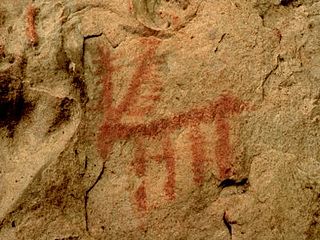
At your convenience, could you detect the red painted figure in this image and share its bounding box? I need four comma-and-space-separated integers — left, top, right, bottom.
96, 37, 247, 212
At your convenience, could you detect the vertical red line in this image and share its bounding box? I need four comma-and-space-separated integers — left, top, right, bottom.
96, 45, 118, 159
189, 125, 206, 185
132, 138, 148, 212
97, 46, 115, 113
214, 94, 244, 179
134, 180, 147, 212
163, 136, 176, 200
26, 3, 38, 45
215, 113, 232, 179
133, 138, 147, 177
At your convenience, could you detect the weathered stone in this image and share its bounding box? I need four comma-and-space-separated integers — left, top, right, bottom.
0, 0, 319, 239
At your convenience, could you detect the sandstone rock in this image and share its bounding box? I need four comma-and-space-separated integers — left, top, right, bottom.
0, 0, 319, 239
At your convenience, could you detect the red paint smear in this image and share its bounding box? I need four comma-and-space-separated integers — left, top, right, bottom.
100, 93, 245, 181
95, 45, 118, 159
135, 181, 147, 212
214, 94, 245, 179
215, 115, 232, 179
189, 126, 206, 185
163, 136, 176, 200
96, 45, 116, 113
97, 38, 161, 159
102, 94, 245, 140
26, 3, 38, 45
95, 36, 248, 208
114, 38, 161, 116
132, 138, 146, 177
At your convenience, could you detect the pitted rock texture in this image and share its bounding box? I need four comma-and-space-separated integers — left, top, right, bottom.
0, 0, 319, 239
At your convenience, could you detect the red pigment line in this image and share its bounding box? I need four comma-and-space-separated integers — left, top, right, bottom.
114, 38, 161, 116
134, 180, 147, 212
95, 45, 119, 158
108, 103, 216, 139
163, 136, 176, 200
132, 138, 147, 177
107, 94, 245, 140
99, 93, 245, 180
97, 38, 162, 158
26, 3, 38, 45
97, 126, 115, 159
214, 95, 244, 179
215, 114, 232, 179
189, 125, 206, 185
97, 45, 116, 113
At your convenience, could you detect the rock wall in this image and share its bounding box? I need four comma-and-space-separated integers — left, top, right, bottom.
0, 0, 319, 239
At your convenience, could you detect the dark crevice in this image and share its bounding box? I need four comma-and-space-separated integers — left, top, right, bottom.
72, 75, 88, 106
84, 156, 88, 171
54, 236, 79, 240
84, 163, 105, 232
82, 33, 103, 69
48, 97, 73, 133
219, 178, 248, 189
214, 33, 227, 53
261, 55, 280, 100
75, 33, 103, 107
280, 0, 295, 6
223, 212, 232, 236
0, 74, 34, 137
83, 33, 103, 41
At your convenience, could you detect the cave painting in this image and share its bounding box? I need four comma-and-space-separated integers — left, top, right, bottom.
96, 37, 247, 212
26, 3, 38, 46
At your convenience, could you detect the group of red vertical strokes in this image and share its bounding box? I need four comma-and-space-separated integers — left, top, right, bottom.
96, 38, 247, 212
23, 2, 247, 213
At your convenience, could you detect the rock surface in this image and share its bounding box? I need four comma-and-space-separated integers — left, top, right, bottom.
0, 0, 319, 239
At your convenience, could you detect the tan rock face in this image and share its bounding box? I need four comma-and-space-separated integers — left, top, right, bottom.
0, 0, 319, 239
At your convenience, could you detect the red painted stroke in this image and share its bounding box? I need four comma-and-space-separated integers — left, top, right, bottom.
97, 38, 161, 159
162, 136, 176, 200
189, 125, 206, 185
214, 95, 245, 179
132, 138, 147, 177
100, 94, 245, 140
113, 38, 161, 117
95, 37, 248, 212
26, 3, 38, 45
135, 180, 147, 212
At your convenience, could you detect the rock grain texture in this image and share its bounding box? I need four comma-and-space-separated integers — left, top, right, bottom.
0, 0, 319, 239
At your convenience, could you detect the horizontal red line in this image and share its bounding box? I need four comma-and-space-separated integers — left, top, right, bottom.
101, 94, 244, 139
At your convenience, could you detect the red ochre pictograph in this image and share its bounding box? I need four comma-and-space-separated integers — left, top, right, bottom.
26, 3, 38, 46
96, 37, 247, 212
